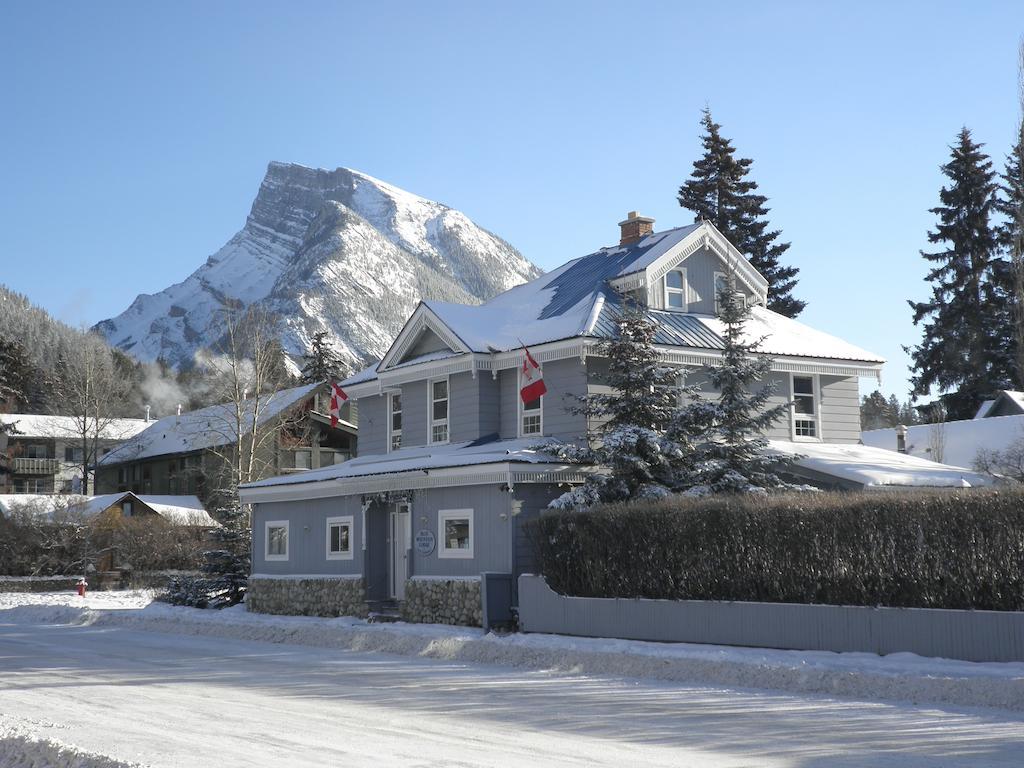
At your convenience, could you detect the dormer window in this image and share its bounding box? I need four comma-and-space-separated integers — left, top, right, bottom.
664, 268, 687, 311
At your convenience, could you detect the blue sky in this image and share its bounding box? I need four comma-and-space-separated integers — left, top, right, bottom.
1, 1, 1021, 400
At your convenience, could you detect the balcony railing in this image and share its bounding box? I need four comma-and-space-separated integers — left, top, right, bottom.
12, 457, 61, 475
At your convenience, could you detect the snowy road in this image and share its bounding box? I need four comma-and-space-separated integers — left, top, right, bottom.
1, 618, 1023, 767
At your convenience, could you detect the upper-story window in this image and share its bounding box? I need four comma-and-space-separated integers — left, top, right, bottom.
389, 393, 402, 452
519, 370, 543, 437
714, 271, 747, 315
429, 378, 449, 444
664, 268, 687, 310
792, 375, 819, 439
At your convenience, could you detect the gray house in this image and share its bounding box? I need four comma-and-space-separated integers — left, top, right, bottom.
242, 213, 993, 625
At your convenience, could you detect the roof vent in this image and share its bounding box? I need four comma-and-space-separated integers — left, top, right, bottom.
618, 211, 655, 246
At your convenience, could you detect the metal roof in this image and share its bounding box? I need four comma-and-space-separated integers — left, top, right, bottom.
590, 300, 725, 349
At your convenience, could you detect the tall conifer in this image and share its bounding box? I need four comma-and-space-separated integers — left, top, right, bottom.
907, 128, 1004, 419
678, 109, 805, 317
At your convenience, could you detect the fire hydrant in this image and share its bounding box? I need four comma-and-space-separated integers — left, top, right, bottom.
76, 578, 87, 597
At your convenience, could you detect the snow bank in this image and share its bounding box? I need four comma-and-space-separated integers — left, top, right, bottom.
2, 592, 1022, 712
0, 716, 145, 768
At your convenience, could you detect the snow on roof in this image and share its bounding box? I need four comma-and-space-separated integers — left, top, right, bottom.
0, 414, 149, 441
863, 413, 1024, 470
98, 382, 321, 466
767, 440, 994, 489
974, 400, 996, 419
242, 437, 561, 490
0, 492, 217, 526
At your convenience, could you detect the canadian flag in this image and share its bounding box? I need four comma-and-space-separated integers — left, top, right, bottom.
329, 381, 348, 428
519, 345, 547, 403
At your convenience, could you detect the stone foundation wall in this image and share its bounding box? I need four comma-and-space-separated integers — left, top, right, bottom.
246, 576, 368, 618
0, 577, 78, 593
402, 578, 482, 626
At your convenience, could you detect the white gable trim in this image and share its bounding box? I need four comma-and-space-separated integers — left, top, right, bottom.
378, 303, 472, 373
609, 221, 769, 303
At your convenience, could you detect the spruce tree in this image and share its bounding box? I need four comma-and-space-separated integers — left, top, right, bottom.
678, 109, 805, 317
677, 277, 795, 495
860, 390, 895, 430
300, 330, 345, 384
995, 123, 1024, 386
0, 336, 35, 411
543, 301, 698, 509
907, 128, 1005, 419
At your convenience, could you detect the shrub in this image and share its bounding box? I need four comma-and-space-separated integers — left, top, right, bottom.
527, 488, 1024, 611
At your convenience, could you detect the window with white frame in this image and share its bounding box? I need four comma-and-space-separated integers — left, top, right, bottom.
389, 392, 403, 452
519, 371, 543, 436
792, 375, 818, 439
265, 520, 289, 561
326, 515, 354, 560
438, 509, 473, 558
714, 271, 746, 315
664, 268, 687, 310
429, 378, 449, 444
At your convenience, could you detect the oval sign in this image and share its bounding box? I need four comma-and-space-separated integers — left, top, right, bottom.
415, 529, 436, 555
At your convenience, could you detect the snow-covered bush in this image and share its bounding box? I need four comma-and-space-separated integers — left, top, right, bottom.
528, 487, 1024, 610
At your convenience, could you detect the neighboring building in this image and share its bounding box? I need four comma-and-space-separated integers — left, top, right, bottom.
0, 491, 217, 527
95, 382, 357, 504
0, 414, 149, 495
973, 390, 1024, 419
239, 214, 991, 625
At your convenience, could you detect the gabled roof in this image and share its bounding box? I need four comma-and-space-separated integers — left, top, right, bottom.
98, 382, 322, 466
341, 221, 883, 388
0, 414, 149, 441
0, 492, 217, 526
974, 390, 1024, 419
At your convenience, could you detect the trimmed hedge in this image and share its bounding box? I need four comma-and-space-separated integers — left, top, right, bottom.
527, 489, 1024, 611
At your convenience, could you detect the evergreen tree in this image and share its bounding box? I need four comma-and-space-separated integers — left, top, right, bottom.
860, 390, 895, 430
677, 278, 796, 495
907, 128, 1006, 420
543, 301, 699, 509
994, 123, 1024, 386
300, 330, 345, 384
0, 336, 38, 412
678, 109, 805, 317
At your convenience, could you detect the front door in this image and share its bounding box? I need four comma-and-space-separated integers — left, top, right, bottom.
389, 503, 410, 599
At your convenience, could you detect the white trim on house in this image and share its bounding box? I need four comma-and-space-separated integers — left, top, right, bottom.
428, 376, 450, 444
790, 372, 822, 442
342, 337, 884, 399
517, 368, 544, 438
325, 515, 354, 560
378, 304, 472, 372
265, 520, 289, 561
387, 391, 402, 453
438, 509, 474, 559
663, 267, 688, 311
239, 461, 596, 504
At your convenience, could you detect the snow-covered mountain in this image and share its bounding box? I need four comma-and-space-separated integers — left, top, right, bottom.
96, 162, 541, 371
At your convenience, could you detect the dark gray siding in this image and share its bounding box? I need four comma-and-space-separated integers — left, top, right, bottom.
685, 368, 791, 440
449, 373, 501, 443
542, 358, 588, 441
511, 484, 562, 580
820, 375, 861, 443
408, 485, 512, 577
499, 370, 517, 438
251, 496, 364, 576
365, 503, 389, 600
356, 394, 387, 456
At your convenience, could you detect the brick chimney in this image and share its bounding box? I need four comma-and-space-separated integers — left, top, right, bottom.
618, 211, 655, 246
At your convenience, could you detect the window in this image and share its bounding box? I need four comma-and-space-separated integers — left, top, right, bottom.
326, 515, 354, 560
438, 509, 473, 559
389, 392, 403, 452
519, 370, 543, 436
792, 375, 818, 439
25, 444, 49, 459
265, 520, 289, 561
714, 272, 746, 315
64, 446, 83, 463
664, 268, 687, 310
122, 501, 134, 518
429, 378, 449, 444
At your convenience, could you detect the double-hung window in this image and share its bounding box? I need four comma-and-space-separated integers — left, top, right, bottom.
664, 268, 687, 310
429, 378, 449, 444
714, 271, 746, 315
389, 393, 403, 452
519, 371, 543, 436
438, 509, 473, 559
792, 375, 818, 439
326, 515, 354, 560
265, 520, 289, 561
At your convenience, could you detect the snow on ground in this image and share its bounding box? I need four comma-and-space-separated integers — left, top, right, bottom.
1, 592, 1023, 767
